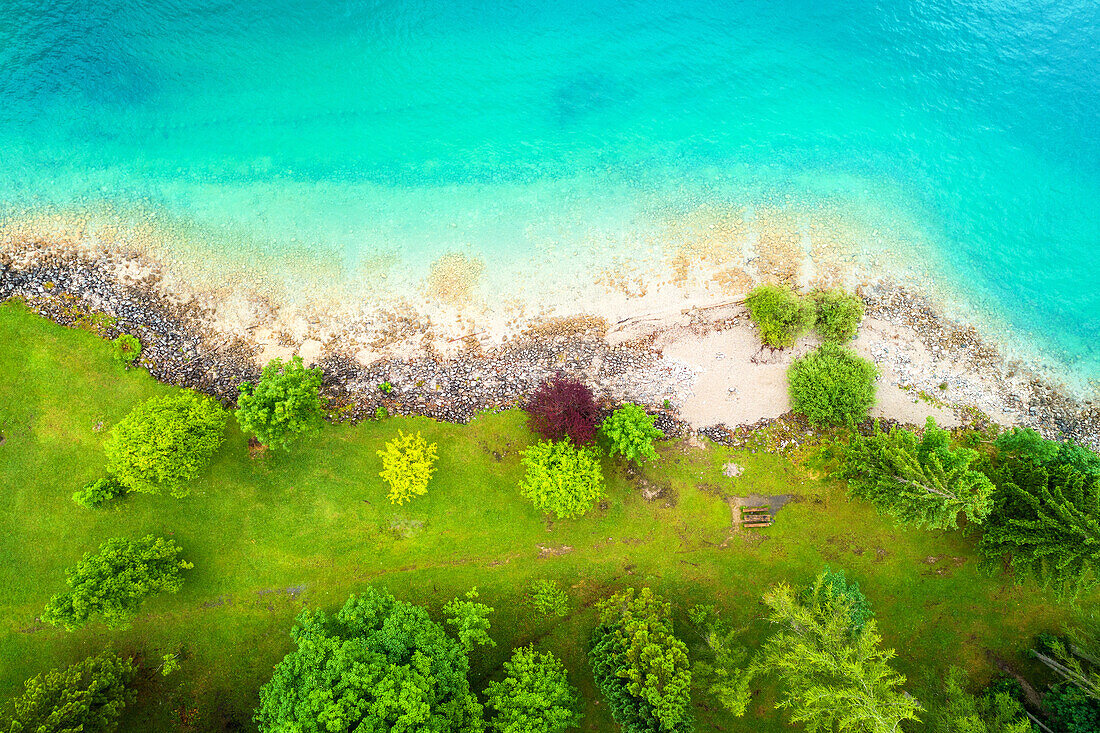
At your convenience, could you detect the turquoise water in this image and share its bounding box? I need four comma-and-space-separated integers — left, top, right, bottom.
1, 1, 1098, 383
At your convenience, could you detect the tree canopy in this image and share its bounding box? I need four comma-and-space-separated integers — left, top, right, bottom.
589, 587, 693, 733
925, 667, 1030, 733
1, 653, 135, 733
519, 439, 605, 519
236, 355, 324, 450
443, 587, 495, 652
525, 377, 600, 446
841, 417, 995, 529
600, 403, 664, 465
754, 575, 922, 733
980, 459, 1100, 597
254, 588, 484, 733
377, 430, 438, 505
42, 535, 192, 631
103, 391, 227, 497
485, 646, 581, 733
813, 288, 864, 343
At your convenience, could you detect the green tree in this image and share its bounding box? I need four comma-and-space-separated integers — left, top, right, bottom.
42, 536, 192, 631
805, 567, 873, 634
687, 604, 752, 716
925, 667, 1030, 733
103, 392, 227, 497
589, 587, 693, 733
813, 288, 865, 343
745, 284, 815, 348
788, 343, 878, 427
255, 588, 484, 733
236, 356, 324, 450
996, 428, 1100, 478
527, 580, 570, 618
1032, 622, 1100, 703
444, 587, 495, 652
377, 430, 438, 504
841, 418, 995, 529
1, 653, 135, 733
519, 439, 605, 519
980, 461, 1100, 597
600, 404, 664, 465
754, 576, 922, 733
484, 646, 581, 733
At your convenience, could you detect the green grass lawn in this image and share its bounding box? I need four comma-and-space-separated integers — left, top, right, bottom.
0, 301, 1084, 731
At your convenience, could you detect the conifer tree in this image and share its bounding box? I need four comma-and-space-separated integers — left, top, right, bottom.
981, 460, 1100, 597
841, 417, 994, 529
589, 588, 693, 733
756, 577, 922, 733
926, 667, 1030, 733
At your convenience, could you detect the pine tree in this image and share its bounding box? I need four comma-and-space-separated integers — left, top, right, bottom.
926, 667, 1030, 733
589, 588, 693, 733
980, 461, 1100, 597
841, 417, 994, 529
755, 576, 923, 733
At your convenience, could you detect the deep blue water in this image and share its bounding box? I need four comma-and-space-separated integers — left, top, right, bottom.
1, 0, 1098, 384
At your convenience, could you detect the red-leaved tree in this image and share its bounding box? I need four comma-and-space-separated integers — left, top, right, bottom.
526, 377, 600, 445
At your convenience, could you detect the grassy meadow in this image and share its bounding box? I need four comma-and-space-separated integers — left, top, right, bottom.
0, 301, 1083, 731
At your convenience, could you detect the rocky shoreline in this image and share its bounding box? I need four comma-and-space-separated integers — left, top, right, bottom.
2, 249, 1098, 450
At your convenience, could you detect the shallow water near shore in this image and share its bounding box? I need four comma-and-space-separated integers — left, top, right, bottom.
1, 0, 1098, 388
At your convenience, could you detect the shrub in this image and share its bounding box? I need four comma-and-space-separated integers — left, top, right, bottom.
528, 579, 570, 617
1, 653, 136, 733
519, 440, 605, 519
443, 587, 495, 652
812, 288, 864, 343
485, 646, 581, 733
42, 535, 193, 631
377, 430, 438, 504
788, 343, 877, 426
589, 587, 693, 733
112, 334, 141, 368
526, 377, 600, 445
254, 589, 484, 733
72, 476, 126, 509
600, 404, 664, 465
236, 356, 324, 450
103, 392, 227, 497
745, 284, 814, 348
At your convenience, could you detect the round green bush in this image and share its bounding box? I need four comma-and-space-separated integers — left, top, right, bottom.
104, 392, 227, 497
519, 440, 605, 519
745, 284, 814, 348
600, 403, 663, 465
113, 333, 141, 368
236, 356, 324, 451
787, 343, 878, 426
72, 476, 126, 509
812, 289, 864, 342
